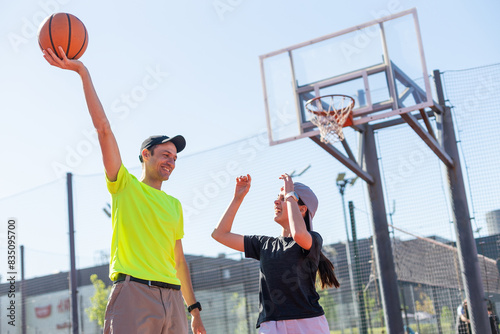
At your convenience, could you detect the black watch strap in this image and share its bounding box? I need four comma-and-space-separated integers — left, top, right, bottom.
187, 301, 202, 313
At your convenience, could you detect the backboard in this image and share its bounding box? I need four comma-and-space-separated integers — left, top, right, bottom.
260, 8, 438, 145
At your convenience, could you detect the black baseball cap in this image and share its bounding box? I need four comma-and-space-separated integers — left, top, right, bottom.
139, 135, 186, 162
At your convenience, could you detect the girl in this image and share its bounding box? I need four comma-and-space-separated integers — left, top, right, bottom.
212, 173, 339, 333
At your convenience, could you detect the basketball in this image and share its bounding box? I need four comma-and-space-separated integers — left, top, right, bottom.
38, 13, 89, 60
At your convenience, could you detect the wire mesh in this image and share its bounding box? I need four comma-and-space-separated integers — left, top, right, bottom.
1, 64, 500, 333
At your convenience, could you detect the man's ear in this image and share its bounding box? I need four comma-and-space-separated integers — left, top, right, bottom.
141, 148, 150, 162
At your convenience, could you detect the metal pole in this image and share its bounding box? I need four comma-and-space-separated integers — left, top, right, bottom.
21, 245, 26, 334
338, 275, 346, 334
400, 284, 410, 332
349, 201, 369, 334
67, 173, 79, 334
410, 285, 421, 333
363, 125, 404, 333
433, 70, 490, 334
242, 260, 252, 334
220, 266, 230, 334
431, 286, 443, 334
339, 184, 358, 333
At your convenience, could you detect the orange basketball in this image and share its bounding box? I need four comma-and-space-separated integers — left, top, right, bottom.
38, 13, 89, 60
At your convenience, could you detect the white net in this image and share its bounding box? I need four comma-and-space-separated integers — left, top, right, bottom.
307, 95, 354, 144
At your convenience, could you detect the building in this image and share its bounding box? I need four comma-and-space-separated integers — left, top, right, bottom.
2, 234, 500, 334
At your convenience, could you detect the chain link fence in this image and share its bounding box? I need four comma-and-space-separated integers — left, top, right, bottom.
1, 63, 500, 333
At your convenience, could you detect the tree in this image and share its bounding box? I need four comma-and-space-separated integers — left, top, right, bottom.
85, 274, 111, 328
364, 284, 379, 329
440, 306, 454, 333
229, 292, 249, 334
318, 288, 337, 326
415, 290, 435, 315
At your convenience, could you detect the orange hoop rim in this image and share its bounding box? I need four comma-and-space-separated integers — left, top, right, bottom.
305, 94, 355, 116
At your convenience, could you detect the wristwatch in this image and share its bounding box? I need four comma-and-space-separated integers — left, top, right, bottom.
188, 301, 202, 313
284, 191, 299, 202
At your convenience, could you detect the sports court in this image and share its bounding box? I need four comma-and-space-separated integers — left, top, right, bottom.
1, 1, 500, 333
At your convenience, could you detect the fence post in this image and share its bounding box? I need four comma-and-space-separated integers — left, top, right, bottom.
67, 173, 79, 334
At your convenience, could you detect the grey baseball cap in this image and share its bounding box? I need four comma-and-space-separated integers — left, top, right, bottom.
294, 182, 318, 229
139, 135, 186, 162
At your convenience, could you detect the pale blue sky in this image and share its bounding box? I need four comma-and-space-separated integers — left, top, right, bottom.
1, 0, 500, 279
1, 0, 499, 198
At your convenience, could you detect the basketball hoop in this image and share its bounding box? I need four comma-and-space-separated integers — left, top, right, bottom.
305, 94, 355, 144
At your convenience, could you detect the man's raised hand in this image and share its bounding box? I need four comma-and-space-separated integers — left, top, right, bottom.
43, 46, 84, 73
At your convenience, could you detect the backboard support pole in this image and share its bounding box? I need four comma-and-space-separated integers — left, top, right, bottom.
372, 110, 433, 130
310, 135, 374, 184
434, 70, 490, 334
401, 112, 454, 168
341, 138, 356, 163
419, 109, 436, 139
363, 125, 404, 334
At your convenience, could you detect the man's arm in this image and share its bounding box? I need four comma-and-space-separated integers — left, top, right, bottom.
175, 239, 206, 334
43, 47, 122, 180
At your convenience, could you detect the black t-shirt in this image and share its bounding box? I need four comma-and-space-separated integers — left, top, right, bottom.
244, 231, 325, 328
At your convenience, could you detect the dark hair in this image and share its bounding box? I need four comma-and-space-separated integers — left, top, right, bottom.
302, 207, 340, 289
139, 145, 158, 163
149, 145, 158, 156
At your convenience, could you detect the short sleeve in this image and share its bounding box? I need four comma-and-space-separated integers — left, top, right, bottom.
305, 231, 323, 262
244, 235, 265, 260
176, 200, 185, 240
106, 164, 129, 194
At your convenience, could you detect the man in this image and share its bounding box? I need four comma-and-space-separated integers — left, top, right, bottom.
43, 46, 205, 334
456, 300, 470, 334
487, 299, 499, 334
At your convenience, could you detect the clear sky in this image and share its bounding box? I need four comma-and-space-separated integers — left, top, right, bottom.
1, 0, 500, 198
1, 0, 500, 279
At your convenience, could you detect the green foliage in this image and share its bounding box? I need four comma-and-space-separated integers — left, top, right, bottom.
364, 285, 385, 328
414, 290, 435, 315
229, 292, 249, 334
331, 327, 387, 334
85, 274, 111, 329
364, 286, 377, 312
440, 306, 455, 334
318, 289, 337, 324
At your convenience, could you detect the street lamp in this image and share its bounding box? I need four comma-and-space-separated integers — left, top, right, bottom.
336, 173, 359, 332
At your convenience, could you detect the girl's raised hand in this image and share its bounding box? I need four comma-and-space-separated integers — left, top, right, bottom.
234, 174, 251, 199
279, 173, 294, 194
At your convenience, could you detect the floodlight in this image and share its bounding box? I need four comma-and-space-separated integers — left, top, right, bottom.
336, 173, 346, 182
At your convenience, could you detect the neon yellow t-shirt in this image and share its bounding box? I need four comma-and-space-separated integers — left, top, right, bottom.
106, 164, 184, 284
